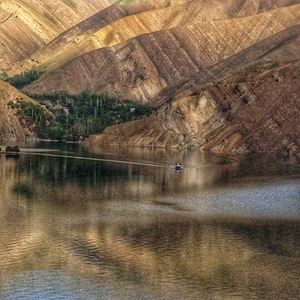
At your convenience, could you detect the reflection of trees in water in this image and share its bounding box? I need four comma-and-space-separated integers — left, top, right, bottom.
0, 193, 299, 300
4, 150, 300, 204
13, 182, 34, 199
6, 154, 207, 201
20, 155, 125, 184
1, 151, 300, 299
2, 150, 300, 209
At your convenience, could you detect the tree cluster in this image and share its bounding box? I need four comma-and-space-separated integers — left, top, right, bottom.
5, 68, 154, 141
13, 91, 153, 140
6, 70, 42, 89
5, 145, 20, 152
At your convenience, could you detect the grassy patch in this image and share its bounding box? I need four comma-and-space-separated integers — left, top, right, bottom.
60, 0, 76, 9
43, 12, 58, 25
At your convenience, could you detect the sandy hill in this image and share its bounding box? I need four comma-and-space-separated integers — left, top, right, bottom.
0, 0, 115, 71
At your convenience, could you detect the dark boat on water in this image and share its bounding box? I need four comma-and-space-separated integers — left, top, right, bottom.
175, 162, 182, 170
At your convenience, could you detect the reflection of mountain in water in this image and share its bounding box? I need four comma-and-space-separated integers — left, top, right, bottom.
0, 206, 299, 300
0, 149, 299, 299
2, 149, 300, 203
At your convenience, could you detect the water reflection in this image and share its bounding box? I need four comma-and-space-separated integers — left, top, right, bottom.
0, 148, 299, 299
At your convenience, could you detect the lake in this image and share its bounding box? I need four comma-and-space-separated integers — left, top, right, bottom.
0, 142, 299, 299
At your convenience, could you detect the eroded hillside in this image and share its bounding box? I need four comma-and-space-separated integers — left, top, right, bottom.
1, 0, 300, 154
6, 0, 300, 77
83, 25, 300, 155
5, 0, 242, 75
0, 0, 115, 70
85, 58, 300, 155
22, 3, 300, 104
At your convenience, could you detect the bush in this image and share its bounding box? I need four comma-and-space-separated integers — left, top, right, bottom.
7, 70, 42, 89
47, 125, 65, 140
6, 145, 20, 152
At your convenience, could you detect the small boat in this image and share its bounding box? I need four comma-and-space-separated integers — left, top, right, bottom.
175, 162, 182, 170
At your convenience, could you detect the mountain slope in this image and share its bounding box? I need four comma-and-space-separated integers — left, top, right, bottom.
6, 0, 235, 75
0, 0, 115, 70
1, 0, 300, 154
22, 4, 300, 104
83, 26, 300, 154
2, 0, 300, 77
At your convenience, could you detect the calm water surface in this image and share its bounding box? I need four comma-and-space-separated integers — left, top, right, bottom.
0, 142, 299, 299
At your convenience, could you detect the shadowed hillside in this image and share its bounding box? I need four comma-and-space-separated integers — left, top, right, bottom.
0, 80, 45, 140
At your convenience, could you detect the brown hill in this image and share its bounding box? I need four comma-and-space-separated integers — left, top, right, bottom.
2, 0, 300, 77
5, 0, 236, 75
22, 3, 300, 103
83, 25, 300, 155
1, 0, 300, 154
0, 0, 115, 71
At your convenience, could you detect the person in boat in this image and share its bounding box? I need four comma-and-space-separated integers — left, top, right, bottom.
175, 162, 182, 170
